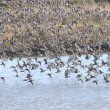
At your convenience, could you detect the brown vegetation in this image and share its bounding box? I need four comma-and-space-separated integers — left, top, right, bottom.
0, 0, 110, 58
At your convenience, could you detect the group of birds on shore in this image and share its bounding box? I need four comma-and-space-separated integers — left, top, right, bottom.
0, 53, 110, 85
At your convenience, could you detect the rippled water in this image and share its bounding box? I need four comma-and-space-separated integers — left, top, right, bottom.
0, 82, 110, 110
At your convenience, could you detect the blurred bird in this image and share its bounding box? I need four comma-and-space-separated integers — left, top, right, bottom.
28, 79, 34, 85
103, 75, 109, 83
101, 60, 107, 66
38, 61, 42, 65
0, 77, 5, 81
1, 61, 5, 67
40, 68, 45, 72
47, 73, 52, 78
92, 80, 98, 85
43, 58, 48, 64
85, 77, 90, 82
25, 68, 30, 73
85, 54, 90, 60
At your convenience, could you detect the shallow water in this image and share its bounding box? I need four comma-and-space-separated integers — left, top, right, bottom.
0, 82, 110, 110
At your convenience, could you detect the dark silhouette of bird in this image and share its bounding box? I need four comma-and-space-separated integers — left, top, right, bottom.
93, 55, 98, 61
0, 77, 5, 81
10, 66, 16, 69
43, 58, 48, 64
25, 68, 30, 73
23, 61, 27, 68
85, 77, 90, 82
76, 74, 83, 82
13, 69, 18, 73
26, 74, 32, 78
18, 65, 23, 70
47, 73, 52, 78
78, 60, 82, 64
88, 66, 95, 72
1, 61, 5, 67
99, 70, 103, 74
20, 70, 25, 73
92, 80, 98, 85
101, 60, 107, 66
35, 57, 37, 62
38, 61, 42, 65
89, 74, 95, 79
76, 74, 82, 78
40, 68, 45, 72
103, 75, 109, 83
93, 55, 98, 65
9, 57, 13, 61
28, 79, 34, 85
74, 68, 78, 73
93, 60, 97, 65
47, 65, 51, 71
85, 54, 90, 60
77, 53, 81, 57
17, 60, 20, 67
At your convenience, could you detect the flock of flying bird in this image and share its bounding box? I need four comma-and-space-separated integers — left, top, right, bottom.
0, 0, 110, 85
0, 53, 110, 85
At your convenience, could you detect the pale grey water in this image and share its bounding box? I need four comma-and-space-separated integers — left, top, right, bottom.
0, 82, 110, 110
